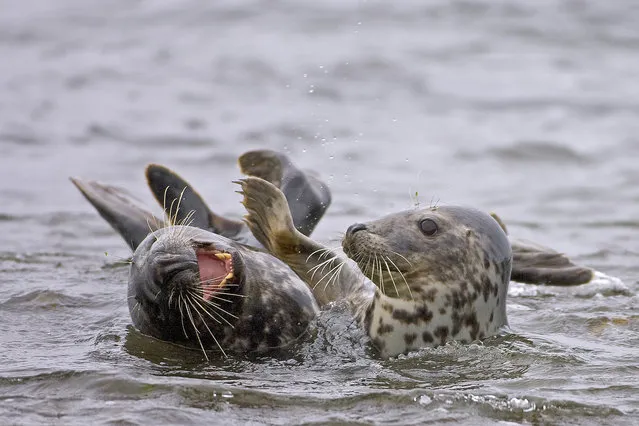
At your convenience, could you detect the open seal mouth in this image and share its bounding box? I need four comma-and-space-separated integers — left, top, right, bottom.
195, 247, 236, 301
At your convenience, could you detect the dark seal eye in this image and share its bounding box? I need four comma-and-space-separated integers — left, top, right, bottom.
419, 219, 438, 236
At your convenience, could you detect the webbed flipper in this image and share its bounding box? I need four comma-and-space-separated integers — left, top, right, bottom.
490, 212, 594, 285
145, 164, 247, 242
238, 150, 332, 236
70, 178, 162, 251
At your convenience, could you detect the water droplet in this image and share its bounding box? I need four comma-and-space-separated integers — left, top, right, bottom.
418, 395, 432, 405
329, 155, 334, 160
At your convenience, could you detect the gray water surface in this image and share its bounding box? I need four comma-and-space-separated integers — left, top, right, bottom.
1, 1, 638, 424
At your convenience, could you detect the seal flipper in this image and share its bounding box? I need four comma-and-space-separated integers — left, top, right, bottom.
238, 176, 373, 307
510, 240, 594, 285
490, 212, 594, 285
238, 150, 332, 236
145, 164, 246, 240
70, 178, 162, 251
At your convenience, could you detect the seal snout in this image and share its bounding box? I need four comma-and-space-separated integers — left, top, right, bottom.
346, 223, 367, 237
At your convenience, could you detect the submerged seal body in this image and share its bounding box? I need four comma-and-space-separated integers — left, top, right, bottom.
239, 177, 512, 358
129, 225, 318, 356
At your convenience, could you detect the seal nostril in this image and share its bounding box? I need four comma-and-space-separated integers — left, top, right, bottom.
346, 223, 367, 236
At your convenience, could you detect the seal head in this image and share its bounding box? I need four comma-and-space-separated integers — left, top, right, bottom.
129, 225, 319, 358
341, 206, 512, 353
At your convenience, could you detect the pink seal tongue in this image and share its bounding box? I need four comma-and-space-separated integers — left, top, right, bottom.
196, 250, 233, 301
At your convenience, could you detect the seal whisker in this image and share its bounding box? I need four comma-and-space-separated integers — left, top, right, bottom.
375, 254, 386, 296
178, 294, 189, 339
306, 247, 339, 263
381, 256, 401, 298
189, 289, 242, 315
191, 289, 237, 307
202, 290, 244, 299
322, 259, 345, 291
378, 254, 386, 295
309, 256, 338, 281
198, 274, 233, 284
185, 291, 223, 325
171, 186, 189, 226
388, 250, 413, 268
359, 252, 372, 278
312, 259, 338, 282
187, 290, 238, 327
185, 295, 228, 358
326, 260, 347, 291
385, 255, 413, 300
168, 289, 175, 307
182, 299, 213, 361
314, 260, 345, 290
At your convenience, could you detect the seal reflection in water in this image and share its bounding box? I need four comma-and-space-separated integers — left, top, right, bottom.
129, 225, 318, 357
239, 177, 512, 358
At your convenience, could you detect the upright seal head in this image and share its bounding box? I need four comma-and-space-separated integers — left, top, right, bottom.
239, 177, 512, 358
341, 206, 512, 353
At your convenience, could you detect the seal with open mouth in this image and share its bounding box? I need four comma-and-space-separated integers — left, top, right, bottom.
239, 177, 512, 358
70, 150, 331, 357
128, 225, 318, 357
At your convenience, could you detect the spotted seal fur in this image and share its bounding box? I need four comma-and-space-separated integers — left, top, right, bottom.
239, 177, 512, 358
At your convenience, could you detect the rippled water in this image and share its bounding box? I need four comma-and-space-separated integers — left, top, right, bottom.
1, 0, 638, 424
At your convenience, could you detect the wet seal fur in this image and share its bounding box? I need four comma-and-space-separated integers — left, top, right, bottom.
239, 177, 512, 358
70, 149, 331, 358
129, 225, 318, 357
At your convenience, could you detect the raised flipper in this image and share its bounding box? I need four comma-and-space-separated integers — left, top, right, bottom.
490, 212, 594, 285
238, 150, 331, 236
70, 178, 163, 251
145, 151, 331, 243
145, 164, 250, 244
237, 176, 373, 307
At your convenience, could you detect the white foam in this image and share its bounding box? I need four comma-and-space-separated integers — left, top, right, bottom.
508, 270, 630, 298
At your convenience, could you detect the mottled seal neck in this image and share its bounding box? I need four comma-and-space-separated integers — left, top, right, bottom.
239, 177, 512, 358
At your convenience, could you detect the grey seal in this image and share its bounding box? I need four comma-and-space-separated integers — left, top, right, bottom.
70, 150, 332, 358
239, 177, 512, 358
127, 225, 318, 357
69, 178, 321, 358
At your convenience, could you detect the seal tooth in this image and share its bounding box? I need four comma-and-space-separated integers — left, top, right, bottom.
214, 253, 232, 260
215, 273, 234, 289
